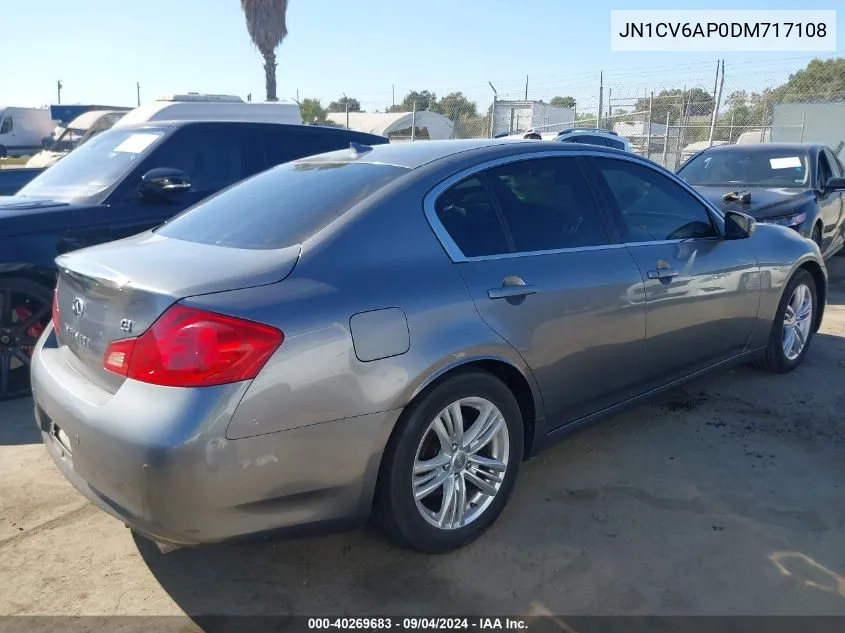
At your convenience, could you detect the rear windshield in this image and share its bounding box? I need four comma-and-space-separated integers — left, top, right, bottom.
155, 161, 406, 249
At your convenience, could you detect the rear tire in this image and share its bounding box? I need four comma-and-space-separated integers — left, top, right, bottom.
752, 269, 817, 374
373, 370, 524, 553
0, 277, 53, 401
0, 146, 7, 159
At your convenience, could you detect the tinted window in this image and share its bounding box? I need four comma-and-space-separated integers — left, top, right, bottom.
486, 157, 609, 252
0, 117, 12, 134
824, 149, 843, 177
605, 137, 626, 150
565, 135, 608, 147
140, 125, 265, 195
818, 150, 834, 186
156, 161, 406, 250
434, 177, 510, 258
678, 149, 809, 188
592, 158, 718, 242
264, 129, 378, 166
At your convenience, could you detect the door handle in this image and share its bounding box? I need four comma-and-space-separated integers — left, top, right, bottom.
488, 277, 538, 300
647, 268, 679, 280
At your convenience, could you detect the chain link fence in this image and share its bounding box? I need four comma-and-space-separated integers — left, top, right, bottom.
341, 57, 845, 172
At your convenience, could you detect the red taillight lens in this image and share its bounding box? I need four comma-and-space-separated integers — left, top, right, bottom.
52, 288, 60, 329
103, 305, 283, 387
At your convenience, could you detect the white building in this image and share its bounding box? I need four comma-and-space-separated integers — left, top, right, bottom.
492, 100, 574, 137
326, 111, 454, 141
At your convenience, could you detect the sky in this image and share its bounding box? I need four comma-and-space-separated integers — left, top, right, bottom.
1, 0, 841, 114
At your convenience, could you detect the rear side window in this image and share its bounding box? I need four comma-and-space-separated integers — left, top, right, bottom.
0, 117, 12, 134
434, 177, 510, 257
605, 137, 626, 150
155, 161, 406, 250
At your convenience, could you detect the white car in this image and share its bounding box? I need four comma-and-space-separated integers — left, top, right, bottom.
554, 128, 631, 152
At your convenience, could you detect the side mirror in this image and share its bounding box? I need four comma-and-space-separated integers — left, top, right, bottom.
824, 176, 845, 191
724, 210, 756, 240
139, 167, 191, 201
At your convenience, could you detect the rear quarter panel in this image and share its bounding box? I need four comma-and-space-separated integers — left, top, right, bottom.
181, 170, 542, 441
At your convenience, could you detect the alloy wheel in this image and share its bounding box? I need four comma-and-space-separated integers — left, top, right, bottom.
782, 283, 813, 361
0, 286, 50, 399
411, 397, 510, 530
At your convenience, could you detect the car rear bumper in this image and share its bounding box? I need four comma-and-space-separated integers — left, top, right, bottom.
31, 325, 400, 546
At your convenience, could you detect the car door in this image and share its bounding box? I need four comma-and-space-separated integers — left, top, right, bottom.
817, 148, 845, 255
102, 124, 267, 242
583, 155, 761, 393
428, 154, 647, 427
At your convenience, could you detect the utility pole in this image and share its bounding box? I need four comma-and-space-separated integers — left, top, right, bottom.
597, 71, 604, 129
488, 81, 498, 138
524, 75, 528, 100
707, 59, 725, 147
136, 81, 141, 106
57, 80, 63, 104
392, 84, 395, 109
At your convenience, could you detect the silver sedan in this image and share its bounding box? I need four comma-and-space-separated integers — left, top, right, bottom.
31, 139, 828, 553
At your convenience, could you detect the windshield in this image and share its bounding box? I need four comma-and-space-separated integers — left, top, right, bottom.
18, 127, 167, 201
678, 150, 810, 188
47, 126, 86, 153
156, 161, 407, 250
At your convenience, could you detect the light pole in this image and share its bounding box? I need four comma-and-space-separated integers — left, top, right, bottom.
488, 81, 498, 138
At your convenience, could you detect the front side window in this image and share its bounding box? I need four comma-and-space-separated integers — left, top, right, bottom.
17, 127, 166, 201
591, 157, 718, 242
678, 149, 809, 188
0, 118, 13, 134
824, 149, 843, 177
485, 157, 609, 252
818, 150, 835, 187
138, 125, 266, 195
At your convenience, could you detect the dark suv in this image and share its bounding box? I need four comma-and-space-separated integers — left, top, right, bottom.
0, 120, 388, 399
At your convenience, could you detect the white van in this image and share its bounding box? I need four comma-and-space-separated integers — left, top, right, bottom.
26, 110, 129, 168
0, 107, 56, 157
113, 93, 302, 128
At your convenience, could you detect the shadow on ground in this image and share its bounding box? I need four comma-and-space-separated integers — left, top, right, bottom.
0, 397, 39, 446
136, 329, 845, 619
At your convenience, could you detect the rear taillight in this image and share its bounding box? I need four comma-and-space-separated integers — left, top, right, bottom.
103, 304, 283, 387
52, 288, 60, 329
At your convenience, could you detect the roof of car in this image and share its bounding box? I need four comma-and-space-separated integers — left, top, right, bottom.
115, 120, 387, 139
295, 138, 634, 170
699, 142, 824, 154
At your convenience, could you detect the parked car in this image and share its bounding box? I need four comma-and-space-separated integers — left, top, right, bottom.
677, 143, 845, 259
0, 120, 388, 400
26, 110, 130, 168
0, 167, 45, 196
32, 139, 827, 553
554, 128, 631, 151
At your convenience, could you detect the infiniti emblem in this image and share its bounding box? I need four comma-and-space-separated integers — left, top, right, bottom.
71, 297, 85, 319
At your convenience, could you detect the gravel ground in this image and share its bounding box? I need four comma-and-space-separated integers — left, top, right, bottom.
0, 258, 843, 622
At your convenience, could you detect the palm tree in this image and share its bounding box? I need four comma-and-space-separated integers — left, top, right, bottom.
240, 0, 289, 101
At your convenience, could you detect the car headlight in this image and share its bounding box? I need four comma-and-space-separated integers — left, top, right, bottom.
762, 212, 807, 227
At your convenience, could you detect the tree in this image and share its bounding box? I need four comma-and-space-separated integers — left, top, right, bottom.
399, 90, 437, 112
327, 96, 362, 113
434, 92, 478, 119
635, 87, 715, 126
773, 57, 845, 102
300, 98, 327, 124
550, 96, 576, 109
240, 0, 289, 101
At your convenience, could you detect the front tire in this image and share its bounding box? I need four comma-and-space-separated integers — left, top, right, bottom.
752, 269, 817, 374
374, 370, 524, 553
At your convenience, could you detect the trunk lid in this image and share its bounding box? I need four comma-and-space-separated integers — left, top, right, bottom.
54, 231, 301, 392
